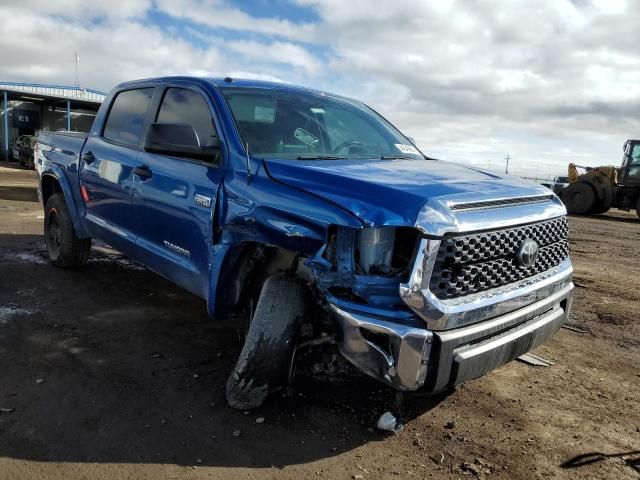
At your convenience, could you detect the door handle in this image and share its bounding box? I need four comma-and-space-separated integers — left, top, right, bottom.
81, 151, 95, 164
133, 165, 153, 179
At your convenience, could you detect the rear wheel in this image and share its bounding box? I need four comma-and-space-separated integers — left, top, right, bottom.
44, 193, 91, 267
226, 273, 309, 410
636, 198, 640, 219
562, 182, 595, 214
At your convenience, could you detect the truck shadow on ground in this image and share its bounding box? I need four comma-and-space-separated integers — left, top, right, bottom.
0, 234, 448, 468
0, 185, 39, 202
576, 213, 639, 224
561, 451, 640, 473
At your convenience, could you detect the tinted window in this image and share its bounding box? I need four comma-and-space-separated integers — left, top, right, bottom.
103, 88, 154, 147
157, 88, 217, 146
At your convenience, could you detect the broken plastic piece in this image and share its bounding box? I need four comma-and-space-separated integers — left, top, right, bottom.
376, 411, 402, 433
517, 353, 555, 367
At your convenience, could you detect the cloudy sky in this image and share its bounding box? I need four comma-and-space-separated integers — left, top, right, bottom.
1, 0, 637, 178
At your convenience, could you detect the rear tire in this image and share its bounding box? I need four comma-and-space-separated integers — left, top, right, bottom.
44, 193, 91, 267
562, 182, 595, 214
636, 198, 640, 219
226, 273, 309, 410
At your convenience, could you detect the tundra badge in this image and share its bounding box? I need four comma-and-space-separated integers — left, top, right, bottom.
163, 240, 191, 258
194, 194, 212, 208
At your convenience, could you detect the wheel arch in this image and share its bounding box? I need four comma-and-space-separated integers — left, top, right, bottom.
40, 168, 91, 238
207, 242, 306, 321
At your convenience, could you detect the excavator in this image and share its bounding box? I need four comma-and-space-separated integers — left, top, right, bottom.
559, 139, 640, 218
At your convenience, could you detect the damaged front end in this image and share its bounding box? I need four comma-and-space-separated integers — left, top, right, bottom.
305, 225, 433, 390
304, 192, 573, 393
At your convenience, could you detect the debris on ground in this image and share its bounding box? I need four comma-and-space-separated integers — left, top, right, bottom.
0, 408, 15, 414
460, 457, 494, 477
444, 420, 456, 429
376, 411, 402, 433
255, 417, 265, 424
232, 430, 241, 437
562, 324, 589, 334
35, 378, 44, 384
517, 353, 555, 367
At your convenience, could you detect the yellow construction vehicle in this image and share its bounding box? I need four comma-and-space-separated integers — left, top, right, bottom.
559, 139, 640, 217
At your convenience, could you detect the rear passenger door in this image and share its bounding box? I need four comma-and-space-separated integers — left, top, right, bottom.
80, 87, 155, 254
131, 86, 225, 298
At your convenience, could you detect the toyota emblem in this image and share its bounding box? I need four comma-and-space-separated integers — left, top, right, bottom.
516, 239, 539, 267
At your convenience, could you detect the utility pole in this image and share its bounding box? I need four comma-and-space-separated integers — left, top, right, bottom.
505, 153, 510, 174
75, 51, 80, 87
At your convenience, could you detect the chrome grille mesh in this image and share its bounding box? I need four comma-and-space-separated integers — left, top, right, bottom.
429, 217, 569, 300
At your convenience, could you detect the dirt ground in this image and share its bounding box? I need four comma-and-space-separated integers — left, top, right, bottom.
0, 163, 638, 480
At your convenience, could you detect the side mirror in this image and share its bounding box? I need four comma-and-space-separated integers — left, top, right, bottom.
144, 123, 220, 161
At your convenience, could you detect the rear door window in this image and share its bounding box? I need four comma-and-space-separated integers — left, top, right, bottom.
103, 88, 154, 147
156, 88, 218, 147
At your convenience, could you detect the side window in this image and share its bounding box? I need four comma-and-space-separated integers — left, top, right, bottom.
156, 88, 217, 147
103, 88, 154, 147
631, 144, 640, 165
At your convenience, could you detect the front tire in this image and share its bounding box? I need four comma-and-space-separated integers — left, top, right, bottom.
226, 273, 309, 410
44, 193, 91, 267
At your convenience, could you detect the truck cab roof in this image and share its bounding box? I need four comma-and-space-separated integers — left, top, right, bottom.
115, 76, 349, 100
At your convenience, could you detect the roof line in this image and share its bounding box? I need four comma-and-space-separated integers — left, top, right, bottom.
0, 81, 106, 96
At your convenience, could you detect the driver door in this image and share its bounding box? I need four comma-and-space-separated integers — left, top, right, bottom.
130, 86, 225, 298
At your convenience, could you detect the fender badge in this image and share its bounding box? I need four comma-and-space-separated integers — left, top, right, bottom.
194, 194, 212, 208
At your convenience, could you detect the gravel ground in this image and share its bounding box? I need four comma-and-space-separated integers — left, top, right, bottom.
0, 164, 638, 480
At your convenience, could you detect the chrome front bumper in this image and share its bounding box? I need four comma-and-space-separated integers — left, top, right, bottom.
331, 279, 573, 391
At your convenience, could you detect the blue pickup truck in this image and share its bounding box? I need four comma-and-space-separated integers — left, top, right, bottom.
36, 76, 574, 409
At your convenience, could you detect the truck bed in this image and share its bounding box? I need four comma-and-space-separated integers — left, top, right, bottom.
38, 131, 88, 162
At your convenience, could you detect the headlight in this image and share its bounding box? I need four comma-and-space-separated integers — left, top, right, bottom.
356, 227, 396, 275
355, 227, 420, 277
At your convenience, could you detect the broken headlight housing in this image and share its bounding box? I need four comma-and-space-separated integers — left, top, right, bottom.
355, 227, 420, 278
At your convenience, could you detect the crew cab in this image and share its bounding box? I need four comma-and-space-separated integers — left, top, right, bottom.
36, 77, 574, 409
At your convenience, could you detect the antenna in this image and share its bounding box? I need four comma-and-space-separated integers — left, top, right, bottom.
246, 142, 252, 184
505, 153, 511, 174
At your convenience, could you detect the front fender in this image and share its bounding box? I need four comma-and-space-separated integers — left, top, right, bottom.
40, 166, 90, 238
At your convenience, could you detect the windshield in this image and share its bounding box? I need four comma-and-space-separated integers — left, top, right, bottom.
221, 87, 424, 160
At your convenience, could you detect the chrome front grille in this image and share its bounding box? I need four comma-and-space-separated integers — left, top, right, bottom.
429, 217, 569, 300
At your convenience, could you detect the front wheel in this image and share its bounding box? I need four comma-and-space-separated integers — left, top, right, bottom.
226, 273, 309, 410
44, 193, 91, 267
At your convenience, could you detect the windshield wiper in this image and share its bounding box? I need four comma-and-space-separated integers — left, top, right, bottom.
380, 155, 416, 160
296, 154, 347, 160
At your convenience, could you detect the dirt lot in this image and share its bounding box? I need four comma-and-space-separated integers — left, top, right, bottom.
0, 164, 638, 480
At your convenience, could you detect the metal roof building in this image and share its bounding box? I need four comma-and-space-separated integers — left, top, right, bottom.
0, 82, 107, 161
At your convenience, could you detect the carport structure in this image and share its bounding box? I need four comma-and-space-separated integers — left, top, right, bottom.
0, 82, 106, 161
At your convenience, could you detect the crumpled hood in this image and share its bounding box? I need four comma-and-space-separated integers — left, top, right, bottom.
264, 157, 552, 226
